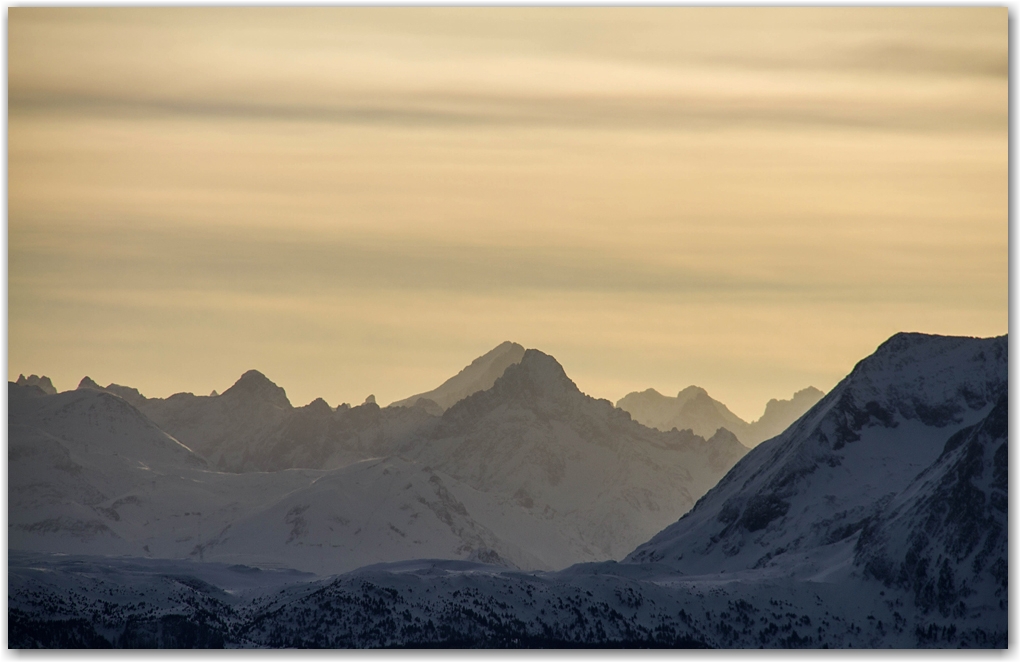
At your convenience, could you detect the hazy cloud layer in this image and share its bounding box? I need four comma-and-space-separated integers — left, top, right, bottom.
8, 8, 1006, 419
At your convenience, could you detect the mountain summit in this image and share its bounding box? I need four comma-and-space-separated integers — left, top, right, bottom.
627, 332, 1007, 582
132, 370, 294, 470
221, 369, 291, 409
389, 341, 526, 411
441, 349, 580, 422
15, 374, 56, 395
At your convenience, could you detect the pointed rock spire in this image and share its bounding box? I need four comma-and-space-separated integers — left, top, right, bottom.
221, 370, 291, 408
77, 376, 103, 391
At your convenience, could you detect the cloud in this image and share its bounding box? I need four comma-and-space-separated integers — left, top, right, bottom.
9, 7, 1006, 132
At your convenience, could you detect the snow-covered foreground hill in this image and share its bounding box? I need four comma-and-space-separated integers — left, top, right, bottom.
8, 332, 1007, 648
10, 547, 1002, 648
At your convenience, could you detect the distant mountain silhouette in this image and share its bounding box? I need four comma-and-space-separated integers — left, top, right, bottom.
389, 341, 526, 411
617, 385, 823, 447
15, 374, 56, 395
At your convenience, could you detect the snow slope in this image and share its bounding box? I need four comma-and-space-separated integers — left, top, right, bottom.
854, 391, 1007, 621
188, 456, 589, 574
626, 333, 1007, 579
9, 381, 333, 561
9, 383, 567, 575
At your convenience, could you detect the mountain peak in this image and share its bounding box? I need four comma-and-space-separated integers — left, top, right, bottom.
518, 349, 576, 385
389, 341, 527, 411
441, 348, 582, 424
793, 386, 824, 400
16, 374, 57, 395
222, 370, 291, 408
490, 349, 579, 402
490, 340, 524, 355
77, 376, 102, 391
676, 385, 709, 401
302, 397, 333, 415
707, 427, 741, 446
844, 332, 1007, 418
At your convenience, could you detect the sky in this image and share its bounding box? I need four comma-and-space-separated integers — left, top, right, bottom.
8, 7, 1007, 421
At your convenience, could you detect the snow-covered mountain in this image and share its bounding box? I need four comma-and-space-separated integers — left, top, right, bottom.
617, 385, 823, 447
8, 381, 540, 574
10, 347, 749, 576
165, 349, 750, 571
854, 390, 1007, 621
7, 332, 1008, 648
627, 333, 1006, 579
132, 370, 297, 471
123, 371, 434, 473
399, 349, 750, 561
9, 383, 208, 556
185, 456, 592, 574
388, 341, 526, 411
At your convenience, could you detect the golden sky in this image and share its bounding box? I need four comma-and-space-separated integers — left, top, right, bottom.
8, 8, 1007, 420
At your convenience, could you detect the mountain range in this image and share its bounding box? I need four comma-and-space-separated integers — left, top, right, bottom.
8, 332, 1007, 648
616, 384, 824, 447
10, 345, 748, 575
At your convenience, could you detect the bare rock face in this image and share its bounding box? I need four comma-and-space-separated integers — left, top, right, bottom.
221, 369, 291, 409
